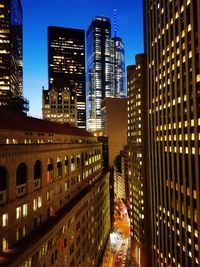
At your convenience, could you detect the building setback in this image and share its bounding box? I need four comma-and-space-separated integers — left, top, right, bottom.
43, 26, 86, 128
144, 0, 200, 266
127, 55, 150, 267
0, 0, 23, 104
0, 110, 110, 267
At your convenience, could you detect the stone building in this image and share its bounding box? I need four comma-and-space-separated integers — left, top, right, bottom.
0, 110, 110, 267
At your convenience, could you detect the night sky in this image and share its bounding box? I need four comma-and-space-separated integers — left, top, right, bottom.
21, 0, 144, 117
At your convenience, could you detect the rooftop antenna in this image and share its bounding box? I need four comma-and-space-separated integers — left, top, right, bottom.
114, 8, 117, 37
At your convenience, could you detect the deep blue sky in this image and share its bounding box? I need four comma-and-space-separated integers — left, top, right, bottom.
21, 0, 144, 117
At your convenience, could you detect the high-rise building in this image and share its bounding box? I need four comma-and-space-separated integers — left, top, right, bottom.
0, 109, 110, 267
144, 0, 200, 265
86, 17, 113, 132
0, 0, 23, 104
127, 55, 150, 267
112, 37, 126, 98
43, 26, 86, 128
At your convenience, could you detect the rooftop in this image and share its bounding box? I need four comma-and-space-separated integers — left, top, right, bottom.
0, 110, 93, 138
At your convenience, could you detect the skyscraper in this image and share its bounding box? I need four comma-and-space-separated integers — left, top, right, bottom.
144, 0, 200, 265
127, 55, 150, 267
0, 0, 23, 104
86, 17, 113, 132
112, 37, 126, 97
43, 26, 86, 128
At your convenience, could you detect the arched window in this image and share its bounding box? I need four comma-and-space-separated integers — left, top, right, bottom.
47, 158, 53, 182
34, 161, 42, 189
34, 161, 42, 180
64, 156, 69, 175
16, 163, 27, 186
71, 155, 75, 172
0, 167, 7, 191
57, 157, 62, 177
85, 152, 88, 166
16, 163, 27, 196
76, 154, 81, 169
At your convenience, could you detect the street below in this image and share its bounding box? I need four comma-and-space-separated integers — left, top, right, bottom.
100, 199, 131, 267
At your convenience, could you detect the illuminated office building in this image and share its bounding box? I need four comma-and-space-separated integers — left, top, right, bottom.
127, 55, 150, 267
0, 110, 110, 267
144, 0, 200, 265
86, 17, 113, 132
43, 26, 86, 128
0, 0, 23, 105
112, 37, 126, 98
42, 87, 77, 126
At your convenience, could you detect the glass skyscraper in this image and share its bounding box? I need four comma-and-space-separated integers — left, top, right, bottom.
112, 37, 126, 98
0, 0, 23, 104
86, 17, 113, 132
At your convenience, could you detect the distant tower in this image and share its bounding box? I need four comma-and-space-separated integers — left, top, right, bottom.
43, 26, 86, 128
86, 17, 113, 132
0, 0, 23, 103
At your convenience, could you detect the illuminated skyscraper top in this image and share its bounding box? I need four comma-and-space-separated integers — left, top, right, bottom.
0, 0, 23, 103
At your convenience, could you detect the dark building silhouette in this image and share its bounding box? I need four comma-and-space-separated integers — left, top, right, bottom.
43, 26, 86, 128
0, 0, 23, 106
144, 0, 200, 266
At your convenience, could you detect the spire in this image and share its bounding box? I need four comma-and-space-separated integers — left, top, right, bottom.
114, 8, 117, 37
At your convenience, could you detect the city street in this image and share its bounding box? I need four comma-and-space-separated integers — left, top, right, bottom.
101, 199, 130, 267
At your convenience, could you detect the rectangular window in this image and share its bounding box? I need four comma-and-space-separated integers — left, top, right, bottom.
16, 229, 20, 241
33, 199, 37, 211
23, 204, 28, 217
16, 207, 21, 219
23, 225, 26, 236
2, 213, 8, 227
38, 196, 42, 208
2, 237, 8, 251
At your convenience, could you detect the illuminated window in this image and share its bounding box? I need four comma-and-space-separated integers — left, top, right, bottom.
2, 213, 8, 227
23, 204, 28, 217
38, 196, 42, 208
2, 237, 8, 251
16, 207, 21, 220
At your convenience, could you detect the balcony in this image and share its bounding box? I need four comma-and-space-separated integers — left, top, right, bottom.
34, 178, 41, 190
16, 183, 27, 197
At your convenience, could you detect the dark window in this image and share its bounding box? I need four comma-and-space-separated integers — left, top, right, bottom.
16, 163, 27, 185
34, 160, 42, 180
0, 167, 7, 190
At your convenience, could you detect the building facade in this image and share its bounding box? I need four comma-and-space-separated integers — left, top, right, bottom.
0, 110, 110, 267
42, 87, 77, 126
0, 0, 23, 105
43, 26, 86, 128
127, 55, 150, 267
101, 97, 127, 167
144, 0, 200, 266
86, 17, 113, 132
